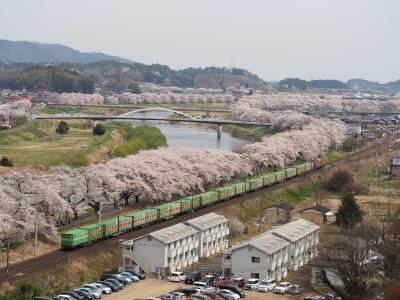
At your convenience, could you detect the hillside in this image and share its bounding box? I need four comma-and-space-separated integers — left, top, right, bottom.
0, 39, 131, 64
0, 65, 94, 93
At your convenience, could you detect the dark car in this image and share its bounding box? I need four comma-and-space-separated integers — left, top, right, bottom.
98, 280, 119, 292
175, 288, 200, 296
289, 284, 305, 295
125, 270, 146, 280
61, 291, 85, 299
219, 285, 246, 298
102, 273, 130, 284
202, 274, 216, 285
185, 271, 202, 284
73, 289, 94, 300
104, 278, 124, 289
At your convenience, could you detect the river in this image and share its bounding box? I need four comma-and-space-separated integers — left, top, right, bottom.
125, 111, 250, 151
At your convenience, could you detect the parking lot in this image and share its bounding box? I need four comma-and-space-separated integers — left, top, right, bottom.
99, 278, 313, 300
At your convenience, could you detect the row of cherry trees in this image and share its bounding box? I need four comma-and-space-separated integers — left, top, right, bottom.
49, 92, 235, 105
240, 93, 400, 113
0, 100, 346, 241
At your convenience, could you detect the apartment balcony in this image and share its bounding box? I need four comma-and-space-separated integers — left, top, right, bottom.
277, 256, 282, 266
206, 236, 211, 243
183, 245, 189, 253
177, 247, 183, 255
216, 232, 221, 239
194, 240, 199, 248
169, 249, 177, 257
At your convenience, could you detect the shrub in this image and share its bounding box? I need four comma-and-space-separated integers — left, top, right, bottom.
325, 169, 361, 193
114, 138, 147, 157
55, 121, 69, 135
92, 123, 106, 136
0, 156, 13, 167
0, 281, 43, 300
70, 153, 90, 167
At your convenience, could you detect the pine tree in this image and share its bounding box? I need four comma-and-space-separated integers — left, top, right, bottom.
335, 192, 363, 230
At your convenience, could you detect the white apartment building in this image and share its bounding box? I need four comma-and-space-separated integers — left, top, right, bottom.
185, 212, 229, 258
222, 219, 319, 281
270, 219, 319, 271
222, 233, 290, 281
122, 223, 200, 274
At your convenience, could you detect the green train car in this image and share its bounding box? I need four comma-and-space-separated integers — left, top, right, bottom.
61, 228, 89, 249
61, 159, 322, 250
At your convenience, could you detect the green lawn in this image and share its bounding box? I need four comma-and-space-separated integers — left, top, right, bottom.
0, 120, 113, 167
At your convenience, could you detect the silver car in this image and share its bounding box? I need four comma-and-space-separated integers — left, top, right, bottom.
78, 287, 102, 299
93, 283, 112, 294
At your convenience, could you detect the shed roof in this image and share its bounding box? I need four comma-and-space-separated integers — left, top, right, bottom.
185, 212, 228, 231
301, 204, 331, 214
149, 223, 198, 244
270, 219, 319, 242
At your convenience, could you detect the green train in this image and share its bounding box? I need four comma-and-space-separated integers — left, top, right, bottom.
61, 160, 321, 249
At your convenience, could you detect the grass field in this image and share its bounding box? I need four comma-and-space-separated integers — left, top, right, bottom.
0, 120, 114, 168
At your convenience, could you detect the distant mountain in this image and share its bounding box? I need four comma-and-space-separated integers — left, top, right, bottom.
0, 39, 132, 64
346, 79, 400, 94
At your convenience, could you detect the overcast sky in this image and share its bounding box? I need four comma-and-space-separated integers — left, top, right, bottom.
0, 0, 399, 82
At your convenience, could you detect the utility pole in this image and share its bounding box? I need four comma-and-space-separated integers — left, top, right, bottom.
98, 202, 102, 223
117, 207, 121, 246
33, 217, 38, 256
258, 195, 262, 233
243, 175, 247, 205
283, 159, 287, 190
6, 242, 9, 283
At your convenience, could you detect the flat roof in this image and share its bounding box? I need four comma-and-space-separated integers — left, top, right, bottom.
149, 223, 198, 244
185, 212, 228, 231
269, 219, 319, 242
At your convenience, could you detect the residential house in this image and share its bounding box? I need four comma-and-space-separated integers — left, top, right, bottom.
121, 223, 200, 275
184, 212, 229, 258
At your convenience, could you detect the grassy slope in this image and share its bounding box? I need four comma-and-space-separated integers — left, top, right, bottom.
0, 120, 113, 168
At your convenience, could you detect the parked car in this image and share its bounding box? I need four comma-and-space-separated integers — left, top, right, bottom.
218, 285, 245, 298
101, 273, 131, 285
215, 276, 228, 286
185, 271, 202, 284
73, 289, 94, 299
33, 298, 53, 300
97, 280, 118, 292
104, 278, 124, 289
60, 291, 85, 299
125, 270, 146, 279
81, 284, 103, 297
244, 278, 259, 290
231, 278, 245, 288
217, 289, 240, 300
176, 288, 200, 296
202, 275, 215, 285
161, 293, 185, 300
274, 282, 292, 294
193, 281, 210, 290
304, 296, 326, 300
256, 278, 276, 292
76, 287, 101, 299
169, 272, 186, 282
120, 271, 140, 282
191, 295, 212, 300
92, 283, 111, 294
288, 284, 304, 295
200, 291, 224, 300
56, 295, 75, 300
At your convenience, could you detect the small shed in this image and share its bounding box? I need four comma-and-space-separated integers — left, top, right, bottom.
265, 202, 294, 224
300, 204, 335, 225
389, 157, 400, 180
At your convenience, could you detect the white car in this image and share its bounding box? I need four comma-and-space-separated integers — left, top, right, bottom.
78, 287, 102, 299
217, 289, 240, 300
168, 271, 186, 282
244, 278, 259, 290
93, 283, 112, 294
274, 282, 291, 294
192, 281, 213, 291
257, 278, 276, 292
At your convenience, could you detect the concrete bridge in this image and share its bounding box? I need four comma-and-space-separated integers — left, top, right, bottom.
34, 108, 270, 139
46, 103, 231, 113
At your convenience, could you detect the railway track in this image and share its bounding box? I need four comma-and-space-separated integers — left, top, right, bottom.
0, 139, 396, 284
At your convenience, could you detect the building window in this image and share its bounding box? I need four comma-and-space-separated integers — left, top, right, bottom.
250, 273, 260, 279
251, 256, 260, 263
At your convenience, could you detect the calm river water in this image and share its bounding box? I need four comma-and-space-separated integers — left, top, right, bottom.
126, 111, 250, 151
